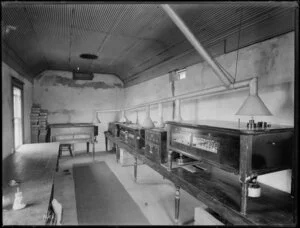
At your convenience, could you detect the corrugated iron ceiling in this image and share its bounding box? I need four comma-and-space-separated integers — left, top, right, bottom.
1, 2, 296, 86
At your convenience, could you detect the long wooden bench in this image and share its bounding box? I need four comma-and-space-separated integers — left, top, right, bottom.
104, 131, 295, 226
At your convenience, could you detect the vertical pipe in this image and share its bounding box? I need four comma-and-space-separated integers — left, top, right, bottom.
157, 102, 165, 128
171, 80, 176, 120
174, 99, 182, 121
136, 111, 140, 125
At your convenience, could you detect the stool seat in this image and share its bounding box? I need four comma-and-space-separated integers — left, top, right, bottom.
59, 143, 73, 157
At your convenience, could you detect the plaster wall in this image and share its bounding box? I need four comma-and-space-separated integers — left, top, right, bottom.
33, 71, 125, 152
124, 32, 295, 193
2, 62, 33, 161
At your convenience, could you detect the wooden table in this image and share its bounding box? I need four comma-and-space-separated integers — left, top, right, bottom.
2, 143, 60, 225
48, 123, 97, 158
104, 132, 295, 226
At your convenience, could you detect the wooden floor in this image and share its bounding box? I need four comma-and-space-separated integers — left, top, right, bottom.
3, 145, 223, 225
2, 143, 59, 225
54, 151, 212, 225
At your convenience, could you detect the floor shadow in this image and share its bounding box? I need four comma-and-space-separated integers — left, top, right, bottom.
2, 202, 36, 211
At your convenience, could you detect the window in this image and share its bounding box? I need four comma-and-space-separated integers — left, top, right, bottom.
177, 69, 186, 80
12, 77, 24, 150
169, 68, 187, 82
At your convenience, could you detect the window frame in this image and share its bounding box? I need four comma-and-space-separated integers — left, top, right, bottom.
11, 76, 24, 151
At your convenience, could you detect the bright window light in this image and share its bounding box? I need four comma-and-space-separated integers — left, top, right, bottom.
177, 69, 186, 80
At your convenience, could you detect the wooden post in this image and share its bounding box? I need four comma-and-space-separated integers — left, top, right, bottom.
175, 186, 180, 224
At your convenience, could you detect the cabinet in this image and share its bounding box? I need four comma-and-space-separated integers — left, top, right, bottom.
119, 123, 145, 152
166, 120, 294, 215
145, 128, 168, 164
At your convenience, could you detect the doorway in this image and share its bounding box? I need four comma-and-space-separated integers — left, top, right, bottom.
12, 77, 24, 151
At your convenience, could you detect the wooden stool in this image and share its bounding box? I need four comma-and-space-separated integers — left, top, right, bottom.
59, 144, 73, 157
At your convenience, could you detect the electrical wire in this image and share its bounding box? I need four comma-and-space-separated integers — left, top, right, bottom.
234, 7, 244, 82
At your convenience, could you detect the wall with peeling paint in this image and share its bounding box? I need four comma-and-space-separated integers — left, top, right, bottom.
124, 32, 295, 193
2, 62, 33, 159
33, 70, 124, 152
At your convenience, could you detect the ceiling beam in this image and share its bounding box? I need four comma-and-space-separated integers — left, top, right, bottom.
160, 4, 235, 87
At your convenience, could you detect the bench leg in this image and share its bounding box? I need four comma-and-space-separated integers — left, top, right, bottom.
168, 150, 173, 171
92, 142, 95, 161
175, 186, 180, 224
58, 147, 62, 159
116, 145, 120, 163
69, 145, 73, 157
134, 157, 138, 182
105, 137, 108, 151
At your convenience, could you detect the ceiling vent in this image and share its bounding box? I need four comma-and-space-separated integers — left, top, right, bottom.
79, 53, 98, 60
72, 71, 94, 80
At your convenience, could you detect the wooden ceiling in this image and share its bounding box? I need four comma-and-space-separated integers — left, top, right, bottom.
1, 2, 296, 86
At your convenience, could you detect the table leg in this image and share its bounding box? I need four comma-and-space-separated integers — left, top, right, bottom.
105, 136, 108, 151
116, 145, 120, 163
69, 144, 73, 157
87, 142, 90, 153
175, 186, 180, 224
134, 156, 138, 182
240, 180, 248, 215
92, 142, 95, 161
71, 144, 75, 156
168, 150, 173, 171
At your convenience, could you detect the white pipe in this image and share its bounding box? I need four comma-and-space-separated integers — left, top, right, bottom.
157, 102, 165, 128
249, 77, 258, 95
95, 78, 254, 113
161, 4, 235, 87
135, 111, 140, 125
96, 109, 121, 113
174, 99, 182, 122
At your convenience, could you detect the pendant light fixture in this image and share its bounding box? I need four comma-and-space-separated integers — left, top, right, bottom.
236, 78, 272, 126
235, 8, 272, 127
141, 105, 155, 128
119, 110, 128, 123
